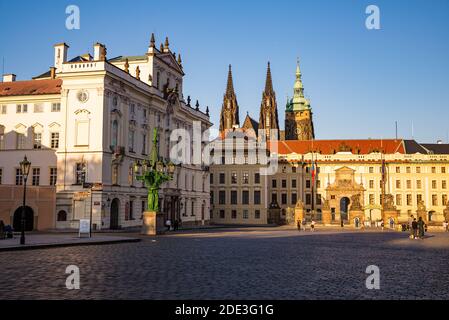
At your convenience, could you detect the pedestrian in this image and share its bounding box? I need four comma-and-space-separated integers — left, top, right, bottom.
173, 219, 179, 231
417, 217, 425, 239
340, 220, 344, 228
381, 220, 385, 231
297, 219, 301, 232
302, 218, 307, 231
166, 219, 172, 231
411, 218, 418, 239
408, 215, 414, 237
0, 220, 5, 240
444, 221, 448, 232
311, 220, 315, 232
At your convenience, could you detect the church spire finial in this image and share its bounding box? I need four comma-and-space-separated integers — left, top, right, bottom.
294, 58, 304, 98
150, 33, 155, 48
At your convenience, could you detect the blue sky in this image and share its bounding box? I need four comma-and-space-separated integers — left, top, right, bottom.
1, 0, 448, 142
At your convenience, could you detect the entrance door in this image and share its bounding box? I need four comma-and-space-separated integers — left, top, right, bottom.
13, 206, 34, 231
340, 197, 350, 222
110, 198, 120, 230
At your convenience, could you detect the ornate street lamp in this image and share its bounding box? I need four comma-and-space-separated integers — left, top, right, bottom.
134, 128, 175, 213
19, 155, 31, 245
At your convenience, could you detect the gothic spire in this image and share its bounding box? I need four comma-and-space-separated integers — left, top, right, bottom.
294, 58, 305, 99
226, 64, 235, 96
264, 62, 274, 94
150, 33, 155, 48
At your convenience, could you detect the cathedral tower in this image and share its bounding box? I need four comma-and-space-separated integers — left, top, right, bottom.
285, 59, 315, 140
258, 62, 280, 139
219, 65, 240, 131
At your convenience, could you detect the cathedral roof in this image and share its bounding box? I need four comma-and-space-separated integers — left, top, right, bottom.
0, 79, 62, 97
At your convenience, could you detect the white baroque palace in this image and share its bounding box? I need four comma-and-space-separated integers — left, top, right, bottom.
0, 35, 212, 231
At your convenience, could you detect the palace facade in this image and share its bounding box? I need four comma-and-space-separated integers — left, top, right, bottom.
0, 35, 212, 231
210, 61, 449, 227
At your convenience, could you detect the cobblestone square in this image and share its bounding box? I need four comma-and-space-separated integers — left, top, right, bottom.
1, 228, 448, 300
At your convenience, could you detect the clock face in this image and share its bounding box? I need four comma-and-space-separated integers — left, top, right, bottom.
77, 90, 89, 103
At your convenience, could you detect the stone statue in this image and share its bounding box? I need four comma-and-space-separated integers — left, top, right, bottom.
350, 194, 362, 211
322, 199, 330, 211
384, 194, 396, 211
135, 66, 141, 80
135, 128, 173, 212
124, 59, 129, 73
417, 200, 426, 212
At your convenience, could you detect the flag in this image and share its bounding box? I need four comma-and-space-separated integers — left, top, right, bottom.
311, 160, 317, 185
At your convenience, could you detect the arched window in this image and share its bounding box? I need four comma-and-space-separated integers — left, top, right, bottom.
57, 210, 67, 221
111, 120, 118, 148
156, 72, 160, 89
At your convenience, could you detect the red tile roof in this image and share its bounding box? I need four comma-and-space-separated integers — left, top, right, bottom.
0, 79, 62, 97
270, 139, 405, 155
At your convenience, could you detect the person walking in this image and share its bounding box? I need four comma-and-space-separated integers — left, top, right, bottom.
302, 218, 307, 231
166, 219, 172, 232
311, 220, 316, 232
297, 219, 301, 232
444, 221, 448, 232
408, 215, 414, 237
173, 219, 179, 231
381, 220, 385, 231
411, 218, 418, 239
417, 217, 425, 239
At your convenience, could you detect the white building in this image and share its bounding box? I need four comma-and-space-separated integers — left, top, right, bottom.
0, 35, 212, 231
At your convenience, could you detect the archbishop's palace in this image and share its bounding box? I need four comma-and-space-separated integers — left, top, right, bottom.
1, 35, 449, 231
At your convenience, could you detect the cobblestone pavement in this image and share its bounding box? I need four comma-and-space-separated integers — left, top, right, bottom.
1, 228, 449, 300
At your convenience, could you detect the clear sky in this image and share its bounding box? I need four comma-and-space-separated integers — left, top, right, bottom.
1, 0, 448, 142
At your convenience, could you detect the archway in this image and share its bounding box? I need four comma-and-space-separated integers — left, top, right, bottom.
110, 198, 120, 230
428, 211, 435, 222
340, 197, 350, 222
13, 206, 34, 231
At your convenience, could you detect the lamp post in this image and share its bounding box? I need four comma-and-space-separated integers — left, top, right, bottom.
20, 155, 31, 245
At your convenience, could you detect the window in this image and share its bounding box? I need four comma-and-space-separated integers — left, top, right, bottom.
272, 179, 277, 188
210, 173, 214, 184
57, 210, 67, 221
281, 193, 287, 205
442, 167, 446, 174
396, 180, 401, 189
0, 132, 4, 150
219, 191, 226, 204
406, 167, 411, 174
396, 194, 402, 206
50, 167, 57, 186
111, 120, 119, 148
210, 191, 214, 205
231, 172, 237, 184
406, 194, 412, 206
1, 105, 6, 114
230, 191, 237, 205
242, 172, 249, 184
443, 181, 447, 189
16, 104, 28, 113
431, 167, 436, 174
292, 166, 297, 173
16, 132, 26, 149
255, 210, 260, 219
141, 200, 146, 215
231, 210, 237, 219
31, 168, 40, 186
416, 180, 422, 189
254, 173, 260, 184
128, 130, 135, 152
443, 194, 448, 206
396, 167, 400, 173
271, 193, 277, 204
432, 195, 438, 206
292, 193, 297, 205
243, 210, 249, 219
406, 180, 411, 189
219, 173, 225, 184
51, 132, 60, 149
369, 194, 375, 205
51, 103, 61, 112
369, 167, 374, 174
34, 104, 44, 113
254, 190, 261, 205
128, 165, 134, 186
129, 200, 134, 220
191, 201, 195, 216
306, 180, 311, 189
219, 210, 225, 219
142, 134, 147, 154
316, 194, 322, 205
317, 180, 321, 188
416, 167, 421, 173
305, 194, 311, 205
33, 132, 42, 149
292, 179, 297, 188
416, 194, 423, 205
15, 168, 23, 185
242, 190, 250, 204
432, 180, 437, 189
281, 180, 287, 188
76, 163, 87, 184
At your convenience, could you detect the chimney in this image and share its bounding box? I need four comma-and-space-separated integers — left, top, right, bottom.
54, 43, 69, 71
2, 74, 16, 82
50, 67, 56, 79
94, 43, 106, 61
